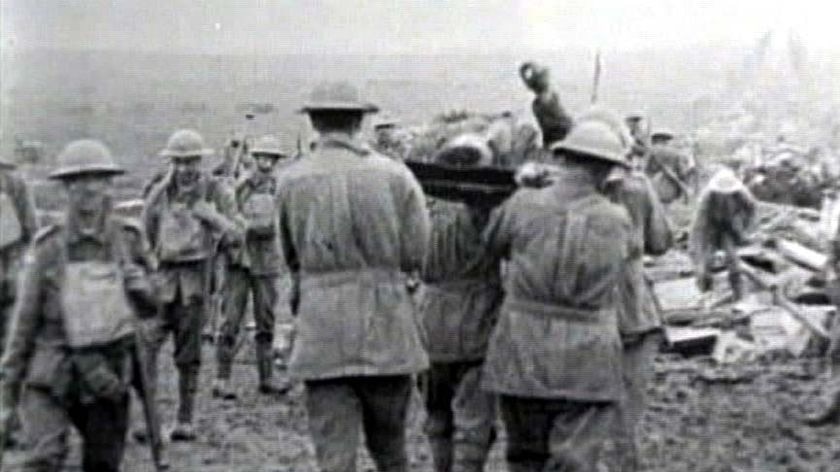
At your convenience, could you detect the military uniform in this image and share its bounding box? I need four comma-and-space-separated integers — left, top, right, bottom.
482, 119, 636, 472
606, 171, 673, 471
215, 169, 284, 392
419, 200, 503, 472
278, 132, 430, 472
0, 166, 38, 355
142, 170, 239, 423
0, 140, 155, 472
645, 144, 695, 204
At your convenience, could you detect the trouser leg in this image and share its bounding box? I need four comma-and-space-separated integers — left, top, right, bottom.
17, 387, 72, 471
723, 235, 744, 300
423, 365, 455, 472
70, 394, 131, 472
616, 331, 660, 471
451, 363, 496, 472
216, 267, 250, 380
546, 400, 617, 472
173, 297, 204, 424
358, 375, 413, 472
499, 395, 551, 472
253, 275, 279, 386
305, 378, 362, 472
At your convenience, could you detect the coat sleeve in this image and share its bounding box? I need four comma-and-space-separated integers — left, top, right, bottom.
12, 176, 38, 243
482, 200, 515, 259
641, 176, 673, 256
0, 242, 48, 401
276, 184, 300, 315
399, 171, 430, 274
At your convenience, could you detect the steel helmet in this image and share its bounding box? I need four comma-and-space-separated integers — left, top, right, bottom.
434, 133, 493, 167
706, 167, 746, 194
373, 114, 400, 130
651, 129, 675, 141
250, 135, 287, 158
298, 81, 379, 114
550, 120, 630, 168
49, 139, 125, 180
160, 129, 215, 159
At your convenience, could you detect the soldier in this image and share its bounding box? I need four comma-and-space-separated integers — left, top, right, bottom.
0, 140, 157, 471
277, 82, 430, 472
0, 155, 38, 355
213, 135, 290, 399
481, 116, 636, 471
519, 62, 573, 149
688, 168, 757, 302
646, 129, 696, 204
600, 120, 673, 471
419, 135, 504, 472
142, 129, 242, 441
371, 115, 404, 159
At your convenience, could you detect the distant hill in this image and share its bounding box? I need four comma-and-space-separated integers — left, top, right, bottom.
1, 46, 838, 185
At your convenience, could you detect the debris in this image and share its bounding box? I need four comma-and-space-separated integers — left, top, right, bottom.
653, 277, 706, 313
769, 238, 827, 272
664, 326, 721, 356
751, 305, 833, 356
713, 331, 759, 364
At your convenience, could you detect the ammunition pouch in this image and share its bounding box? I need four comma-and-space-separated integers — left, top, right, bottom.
157, 204, 210, 262
72, 351, 130, 404
243, 193, 277, 237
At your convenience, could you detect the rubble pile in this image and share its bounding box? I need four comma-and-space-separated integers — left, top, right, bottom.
653, 199, 837, 364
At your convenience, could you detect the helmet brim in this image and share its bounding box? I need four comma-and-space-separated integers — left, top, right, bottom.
297, 102, 379, 114
48, 165, 125, 180
160, 148, 215, 159
550, 142, 630, 168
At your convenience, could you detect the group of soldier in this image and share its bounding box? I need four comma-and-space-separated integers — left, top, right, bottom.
2, 61, 837, 472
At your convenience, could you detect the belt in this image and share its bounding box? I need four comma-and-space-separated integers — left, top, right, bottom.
301, 268, 406, 288
503, 297, 609, 324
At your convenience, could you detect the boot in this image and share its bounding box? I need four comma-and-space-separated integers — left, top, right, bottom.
212, 378, 238, 400
171, 368, 198, 441
257, 342, 289, 395
804, 388, 840, 426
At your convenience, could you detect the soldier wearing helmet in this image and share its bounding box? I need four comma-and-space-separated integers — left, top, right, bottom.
0, 140, 157, 471
481, 111, 637, 471
277, 82, 430, 472
581, 109, 674, 471
418, 133, 503, 472
141, 129, 243, 441
645, 128, 697, 204
213, 135, 291, 400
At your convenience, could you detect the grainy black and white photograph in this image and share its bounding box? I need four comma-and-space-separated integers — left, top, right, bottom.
2, 1, 840, 471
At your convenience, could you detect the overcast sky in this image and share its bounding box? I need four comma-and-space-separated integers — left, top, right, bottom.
2, 0, 839, 55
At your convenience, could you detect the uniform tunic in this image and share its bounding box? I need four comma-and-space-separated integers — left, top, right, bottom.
0, 216, 154, 472
481, 169, 635, 402
277, 135, 430, 381
420, 201, 502, 363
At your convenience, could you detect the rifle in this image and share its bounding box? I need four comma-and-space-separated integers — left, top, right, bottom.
132, 335, 169, 470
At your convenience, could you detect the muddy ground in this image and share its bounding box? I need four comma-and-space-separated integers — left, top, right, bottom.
6, 339, 840, 472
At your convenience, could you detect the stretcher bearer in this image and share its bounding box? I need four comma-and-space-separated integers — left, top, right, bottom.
213, 135, 291, 399
278, 82, 430, 472
482, 115, 637, 471
142, 129, 243, 441
419, 134, 504, 472
0, 140, 157, 471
